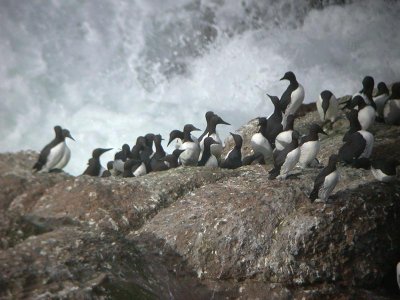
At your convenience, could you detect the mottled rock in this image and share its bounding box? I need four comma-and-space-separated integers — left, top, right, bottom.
1, 103, 400, 299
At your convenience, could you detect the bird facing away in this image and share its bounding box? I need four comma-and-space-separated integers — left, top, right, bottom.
383, 82, 400, 125
198, 137, 220, 167
316, 90, 338, 123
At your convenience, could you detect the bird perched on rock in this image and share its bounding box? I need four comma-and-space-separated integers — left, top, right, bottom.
179, 124, 201, 166
298, 124, 327, 169
33, 126, 75, 173
371, 159, 399, 183
383, 82, 400, 125
160, 149, 185, 170
348, 95, 375, 131
310, 154, 339, 202
113, 144, 131, 174
221, 133, 242, 169
199, 114, 230, 161
82, 148, 112, 177
343, 110, 362, 142
198, 137, 220, 167
275, 114, 296, 151
251, 117, 272, 162
167, 129, 184, 149
198, 111, 215, 142
316, 90, 338, 124
373, 82, 390, 121
265, 94, 283, 147
338, 130, 374, 165
279, 71, 304, 126
269, 131, 300, 180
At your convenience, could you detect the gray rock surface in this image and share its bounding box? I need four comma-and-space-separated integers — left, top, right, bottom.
1, 104, 400, 299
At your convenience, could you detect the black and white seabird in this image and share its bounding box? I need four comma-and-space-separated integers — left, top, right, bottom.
383, 82, 400, 125
141, 133, 155, 161
157, 149, 185, 170
198, 137, 220, 167
338, 130, 374, 165
279, 71, 305, 126
265, 94, 283, 147
221, 132, 242, 169
343, 109, 362, 142
113, 144, 131, 174
371, 159, 399, 183
373, 82, 390, 121
198, 111, 215, 142
199, 114, 230, 161
275, 114, 296, 151
167, 129, 184, 149
82, 148, 112, 177
150, 134, 168, 171
349, 95, 375, 131
33, 126, 74, 173
179, 124, 201, 166
122, 159, 142, 177
309, 154, 339, 202
251, 117, 272, 162
359, 75, 376, 108
130, 136, 146, 160
316, 90, 338, 124
269, 131, 300, 180
298, 124, 327, 168
52, 128, 75, 171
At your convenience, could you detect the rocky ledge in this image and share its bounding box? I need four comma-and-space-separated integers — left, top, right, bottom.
1, 104, 400, 299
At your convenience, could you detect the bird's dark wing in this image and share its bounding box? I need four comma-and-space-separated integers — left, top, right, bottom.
310, 166, 331, 201
33, 139, 58, 171
280, 87, 293, 113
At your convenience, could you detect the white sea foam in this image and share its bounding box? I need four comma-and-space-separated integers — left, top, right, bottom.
0, 0, 399, 175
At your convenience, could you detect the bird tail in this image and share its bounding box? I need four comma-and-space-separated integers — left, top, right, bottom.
268, 167, 280, 180
32, 162, 42, 173
309, 187, 318, 202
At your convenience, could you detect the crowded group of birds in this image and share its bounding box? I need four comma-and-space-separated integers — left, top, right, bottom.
32, 71, 400, 202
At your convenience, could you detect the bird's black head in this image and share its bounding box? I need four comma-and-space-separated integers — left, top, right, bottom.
361, 76, 374, 93
172, 149, 185, 158
92, 148, 112, 159
310, 123, 327, 136
205, 111, 215, 122
350, 95, 366, 108
375, 82, 389, 96
203, 137, 219, 148
230, 132, 243, 148
167, 130, 184, 146
389, 82, 400, 99
62, 129, 75, 141
107, 161, 114, 170
54, 126, 63, 138
280, 71, 296, 83
154, 134, 163, 144
183, 124, 201, 133
122, 144, 130, 151
267, 94, 280, 107
144, 133, 155, 145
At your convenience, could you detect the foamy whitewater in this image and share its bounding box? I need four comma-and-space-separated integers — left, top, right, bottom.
0, 0, 399, 175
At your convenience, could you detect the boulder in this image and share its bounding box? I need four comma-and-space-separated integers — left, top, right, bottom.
1, 104, 400, 299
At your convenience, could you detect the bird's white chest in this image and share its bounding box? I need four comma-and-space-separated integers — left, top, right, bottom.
358, 130, 374, 158
275, 130, 293, 151
251, 133, 272, 158
286, 84, 305, 115
358, 106, 375, 130
299, 140, 320, 167
45, 142, 66, 170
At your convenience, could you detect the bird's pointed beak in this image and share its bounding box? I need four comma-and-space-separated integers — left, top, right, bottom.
280, 76, 285, 81
218, 118, 230, 126
101, 148, 113, 154
167, 138, 173, 146
67, 133, 75, 141
193, 127, 201, 131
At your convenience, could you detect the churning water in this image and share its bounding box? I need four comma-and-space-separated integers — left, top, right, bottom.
1, 0, 399, 175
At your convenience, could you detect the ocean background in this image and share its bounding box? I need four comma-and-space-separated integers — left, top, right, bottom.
0, 0, 399, 175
